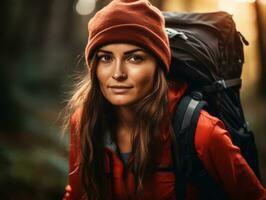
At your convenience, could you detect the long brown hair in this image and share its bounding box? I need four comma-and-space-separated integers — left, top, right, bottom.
63, 51, 169, 199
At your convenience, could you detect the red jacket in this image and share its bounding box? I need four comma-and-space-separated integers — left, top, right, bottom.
63, 84, 266, 200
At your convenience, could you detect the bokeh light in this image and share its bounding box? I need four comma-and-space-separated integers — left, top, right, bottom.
76, 0, 96, 15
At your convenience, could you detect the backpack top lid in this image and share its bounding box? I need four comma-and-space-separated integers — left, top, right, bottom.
163, 11, 248, 87
164, 11, 235, 42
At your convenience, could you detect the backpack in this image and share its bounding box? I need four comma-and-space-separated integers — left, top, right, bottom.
162, 11, 261, 199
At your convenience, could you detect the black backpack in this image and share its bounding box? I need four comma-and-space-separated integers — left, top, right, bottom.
163, 11, 261, 200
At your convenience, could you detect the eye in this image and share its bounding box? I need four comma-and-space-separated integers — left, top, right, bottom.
127, 55, 144, 63
97, 54, 113, 63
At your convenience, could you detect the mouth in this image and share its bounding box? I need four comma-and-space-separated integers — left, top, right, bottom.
109, 85, 133, 88
108, 85, 133, 94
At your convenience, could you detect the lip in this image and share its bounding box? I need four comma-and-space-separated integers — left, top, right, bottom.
108, 85, 133, 94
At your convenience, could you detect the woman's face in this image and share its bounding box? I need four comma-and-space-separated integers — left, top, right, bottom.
96, 43, 157, 107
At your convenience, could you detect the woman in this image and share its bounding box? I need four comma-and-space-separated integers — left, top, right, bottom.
63, 0, 266, 199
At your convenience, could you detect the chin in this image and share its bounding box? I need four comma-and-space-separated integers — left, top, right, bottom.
109, 101, 134, 107
108, 98, 136, 107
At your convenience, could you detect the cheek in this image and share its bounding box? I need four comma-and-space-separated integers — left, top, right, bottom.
96, 67, 108, 86
134, 69, 156, 93
138, 75, 154, 88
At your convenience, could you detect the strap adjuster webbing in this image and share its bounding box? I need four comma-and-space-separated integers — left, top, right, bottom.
204, 78, 242, 92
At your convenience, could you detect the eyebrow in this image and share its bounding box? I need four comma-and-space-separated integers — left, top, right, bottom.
97, 48, 144, 55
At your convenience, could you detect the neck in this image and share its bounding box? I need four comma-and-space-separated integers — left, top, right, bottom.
114, 106, 136, 153
116, 106, 136, 130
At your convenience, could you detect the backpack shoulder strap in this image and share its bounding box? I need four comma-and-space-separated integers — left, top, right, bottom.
172, 91, 229, 200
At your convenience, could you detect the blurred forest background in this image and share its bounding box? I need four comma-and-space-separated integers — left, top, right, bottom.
0, 0, 265, 199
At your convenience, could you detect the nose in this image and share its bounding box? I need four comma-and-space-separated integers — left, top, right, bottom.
112, 73, 128, 80
111, 60, 128, 80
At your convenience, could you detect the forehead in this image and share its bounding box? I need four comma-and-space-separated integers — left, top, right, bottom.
98, 43, 145, 53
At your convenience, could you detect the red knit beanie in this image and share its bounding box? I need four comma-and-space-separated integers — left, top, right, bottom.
85, 0, 171, 72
